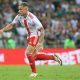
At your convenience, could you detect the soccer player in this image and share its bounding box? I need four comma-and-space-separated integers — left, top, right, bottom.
0, 2, 62, 77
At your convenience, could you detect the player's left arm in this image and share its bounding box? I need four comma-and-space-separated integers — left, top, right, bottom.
33, 16, 44, 43
38, 27, 44, 43
31, 13, 44, 43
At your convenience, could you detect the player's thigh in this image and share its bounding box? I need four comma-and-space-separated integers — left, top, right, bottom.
25, 45, 35, 54
33, 43, 43, 54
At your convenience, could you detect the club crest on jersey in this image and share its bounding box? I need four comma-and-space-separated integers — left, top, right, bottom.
20, 16, 23, 20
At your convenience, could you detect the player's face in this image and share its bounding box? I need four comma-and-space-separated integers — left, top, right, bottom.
18, 6, 28, 16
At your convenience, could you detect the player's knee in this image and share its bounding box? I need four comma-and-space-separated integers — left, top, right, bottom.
25, 49, 34, 55
26, 50, 31, 55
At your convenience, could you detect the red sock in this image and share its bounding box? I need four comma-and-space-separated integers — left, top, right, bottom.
35, 54, 55, 60
27, 54, 36, 73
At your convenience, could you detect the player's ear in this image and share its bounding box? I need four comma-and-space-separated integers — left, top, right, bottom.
25, 6, 28, 11
26, 7, 28, 11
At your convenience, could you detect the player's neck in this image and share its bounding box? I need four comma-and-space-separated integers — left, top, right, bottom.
23, 11, 28, 18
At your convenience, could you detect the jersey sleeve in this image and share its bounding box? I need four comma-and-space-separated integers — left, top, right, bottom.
11, 15, 19, 24
33, 15, 43, 29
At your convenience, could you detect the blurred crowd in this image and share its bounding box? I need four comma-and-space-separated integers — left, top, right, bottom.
0, 0, 80, 48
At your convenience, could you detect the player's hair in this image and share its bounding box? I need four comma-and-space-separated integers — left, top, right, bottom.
19, 2, 29, 7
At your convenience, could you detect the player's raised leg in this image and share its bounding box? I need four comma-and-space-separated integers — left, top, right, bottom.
34, 44, 62, 66
34, 53, 62, 66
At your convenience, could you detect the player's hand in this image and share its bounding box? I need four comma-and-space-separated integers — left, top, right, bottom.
0, 30, 3, 34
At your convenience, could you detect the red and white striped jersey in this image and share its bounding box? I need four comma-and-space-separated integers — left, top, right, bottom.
11, 12, 42, 37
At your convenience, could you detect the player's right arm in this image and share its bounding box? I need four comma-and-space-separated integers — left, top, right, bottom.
0, 23, 15, 33
0, 15, 19, 33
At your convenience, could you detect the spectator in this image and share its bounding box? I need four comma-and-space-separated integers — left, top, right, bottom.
64, 34, 76, 48
71, 15, 78, 31
75, 29, 80, 48
76, 0, 80, 5
5, 37, 16, 48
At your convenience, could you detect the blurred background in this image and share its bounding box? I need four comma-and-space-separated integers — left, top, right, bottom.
0, 0, 80, 48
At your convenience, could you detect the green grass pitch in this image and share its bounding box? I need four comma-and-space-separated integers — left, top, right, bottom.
0, 65, 80, 80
